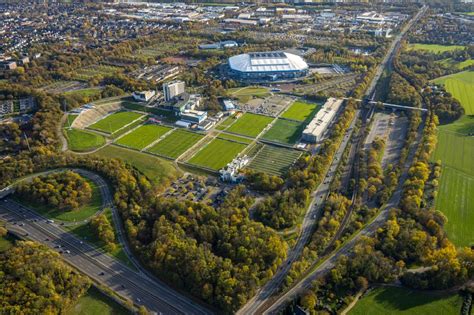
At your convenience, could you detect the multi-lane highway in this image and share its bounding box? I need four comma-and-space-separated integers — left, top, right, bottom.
238, 5, 427, 315
0, 170, 213, 315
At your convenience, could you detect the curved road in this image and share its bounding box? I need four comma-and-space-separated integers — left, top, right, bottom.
0, 169, 213, 315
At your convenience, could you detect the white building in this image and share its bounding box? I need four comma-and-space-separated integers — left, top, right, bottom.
163, 80, 185, 102
302, 98, 343, 143
219, 155, 250, 182
133, 90, 156, 102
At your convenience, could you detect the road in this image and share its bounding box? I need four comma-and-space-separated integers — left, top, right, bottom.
238, 5, 427, 315
237, 109, 359, 315
0, 170, 213, 315
263, 118, 425, 314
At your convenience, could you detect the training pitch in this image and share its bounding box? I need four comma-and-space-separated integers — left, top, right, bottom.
187, 138, 247, 170
89, 111, 145, 134
226, 113, 273, 138
147, 129, 204, 159
115, 124, 172, 150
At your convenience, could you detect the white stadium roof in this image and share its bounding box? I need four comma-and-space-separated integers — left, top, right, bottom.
229, 51, 308, 73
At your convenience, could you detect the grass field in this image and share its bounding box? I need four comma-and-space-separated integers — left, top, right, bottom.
89, 111, 145, 134
217, 133, 253, 144
67, 286, 130, 315
63, 88, 102, 98
349, 286, 462, 315
433, 71, 474, 114
188, 138, 247, 170
14, 179, 102, 222
226, 113, 273, 138
248, 145, 302, 176
281, 100, 320, 122
147, 129, 204, 159
115, 124, 172, 150
73, 65, 123, 81
215, 115, 236, 130
432, 115, 474, 247
227, 86, 270, 103
437, 58, 474, 70
262, 119, 305, 144
66, 114, 78, 127
408, 43, 466, 53
93, 145, 180, 185
65, 129, 106, 152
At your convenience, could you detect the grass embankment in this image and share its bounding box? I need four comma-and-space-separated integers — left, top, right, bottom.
93, 145, 180, 185
67, 285, 130, 315
349, 286, 463, 315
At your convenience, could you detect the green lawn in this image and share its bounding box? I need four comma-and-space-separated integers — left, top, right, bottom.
431, 115, 474, 247
188, 138, 247, 170
217, 133, 253, 144
65, 129, 106, 152
433, 71, 474, 114
408, 43, 466, 53
147, 129, 204, 159
227, 86, 270, 103
226, 113, 274, 138
14, 179, 102, 222
0, 234, 14, 252
115, 124, 172, 150
262, 119, 305, 144
349, 286, 462, 315
93, 145, 180, 185
63, 88, 102, 98
67, 286, 130, 315
437, 58, 474, 70
281, 100, 320, 122
66, 114, 78, 127
215, 115, 236, 131
89, 112, 144, 134
247, 145, 302, 177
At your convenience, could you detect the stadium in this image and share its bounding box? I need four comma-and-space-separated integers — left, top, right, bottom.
228, 51, 309, 82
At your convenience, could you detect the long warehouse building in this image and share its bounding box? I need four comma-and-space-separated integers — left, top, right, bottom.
302, 98, 344, 143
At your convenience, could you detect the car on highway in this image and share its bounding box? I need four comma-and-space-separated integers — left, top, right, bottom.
99, 271, 105, 276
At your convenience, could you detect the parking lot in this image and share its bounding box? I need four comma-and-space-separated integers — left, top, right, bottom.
238, 95, 295, 117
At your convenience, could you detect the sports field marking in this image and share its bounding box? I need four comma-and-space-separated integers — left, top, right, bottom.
147, 129, 204, 159
226, 113, 274, 138
261, 119, 305, 145
281, 100, 320, 122
187, 138, 247, 170
89, 111, 145, 134
115, 124, 173, 150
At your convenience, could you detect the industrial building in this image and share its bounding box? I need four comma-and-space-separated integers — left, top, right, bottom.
302, 98, 343, 143
228, 51, 309, 82
163, 80, 185, 101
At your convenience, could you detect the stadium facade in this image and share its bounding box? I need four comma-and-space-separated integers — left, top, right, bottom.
228, 51, 309, 82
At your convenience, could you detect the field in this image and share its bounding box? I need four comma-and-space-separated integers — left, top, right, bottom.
217, 133, 253, 144
89, 111, 145, 134
408, 43, 466, 53
433, 71, 474, 114
226, 113, 274, 138
115, 124, 172, 150
349, 286, 462, 315
437, 58, 474, 70
280, 100, 320, 122
73, 65, 123, 81
262, 119, 305, 145
14, 180, 101, 222
93, 145, 180, 185
215, 115, 236, 130
247, 145, 302, 176
188, 138, 247, 170
67, 286, 130, 315
63, 88, 102, 98
432, 115, 474, 247
65, 128, 106, 152
147, 129, 204, 159
227, 86, 270, 103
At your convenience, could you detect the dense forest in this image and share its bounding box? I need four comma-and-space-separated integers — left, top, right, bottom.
0, 241, 91, 314
16, 171, 92, 211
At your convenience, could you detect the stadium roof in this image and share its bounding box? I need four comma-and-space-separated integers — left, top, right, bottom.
229, 51, 308, 73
